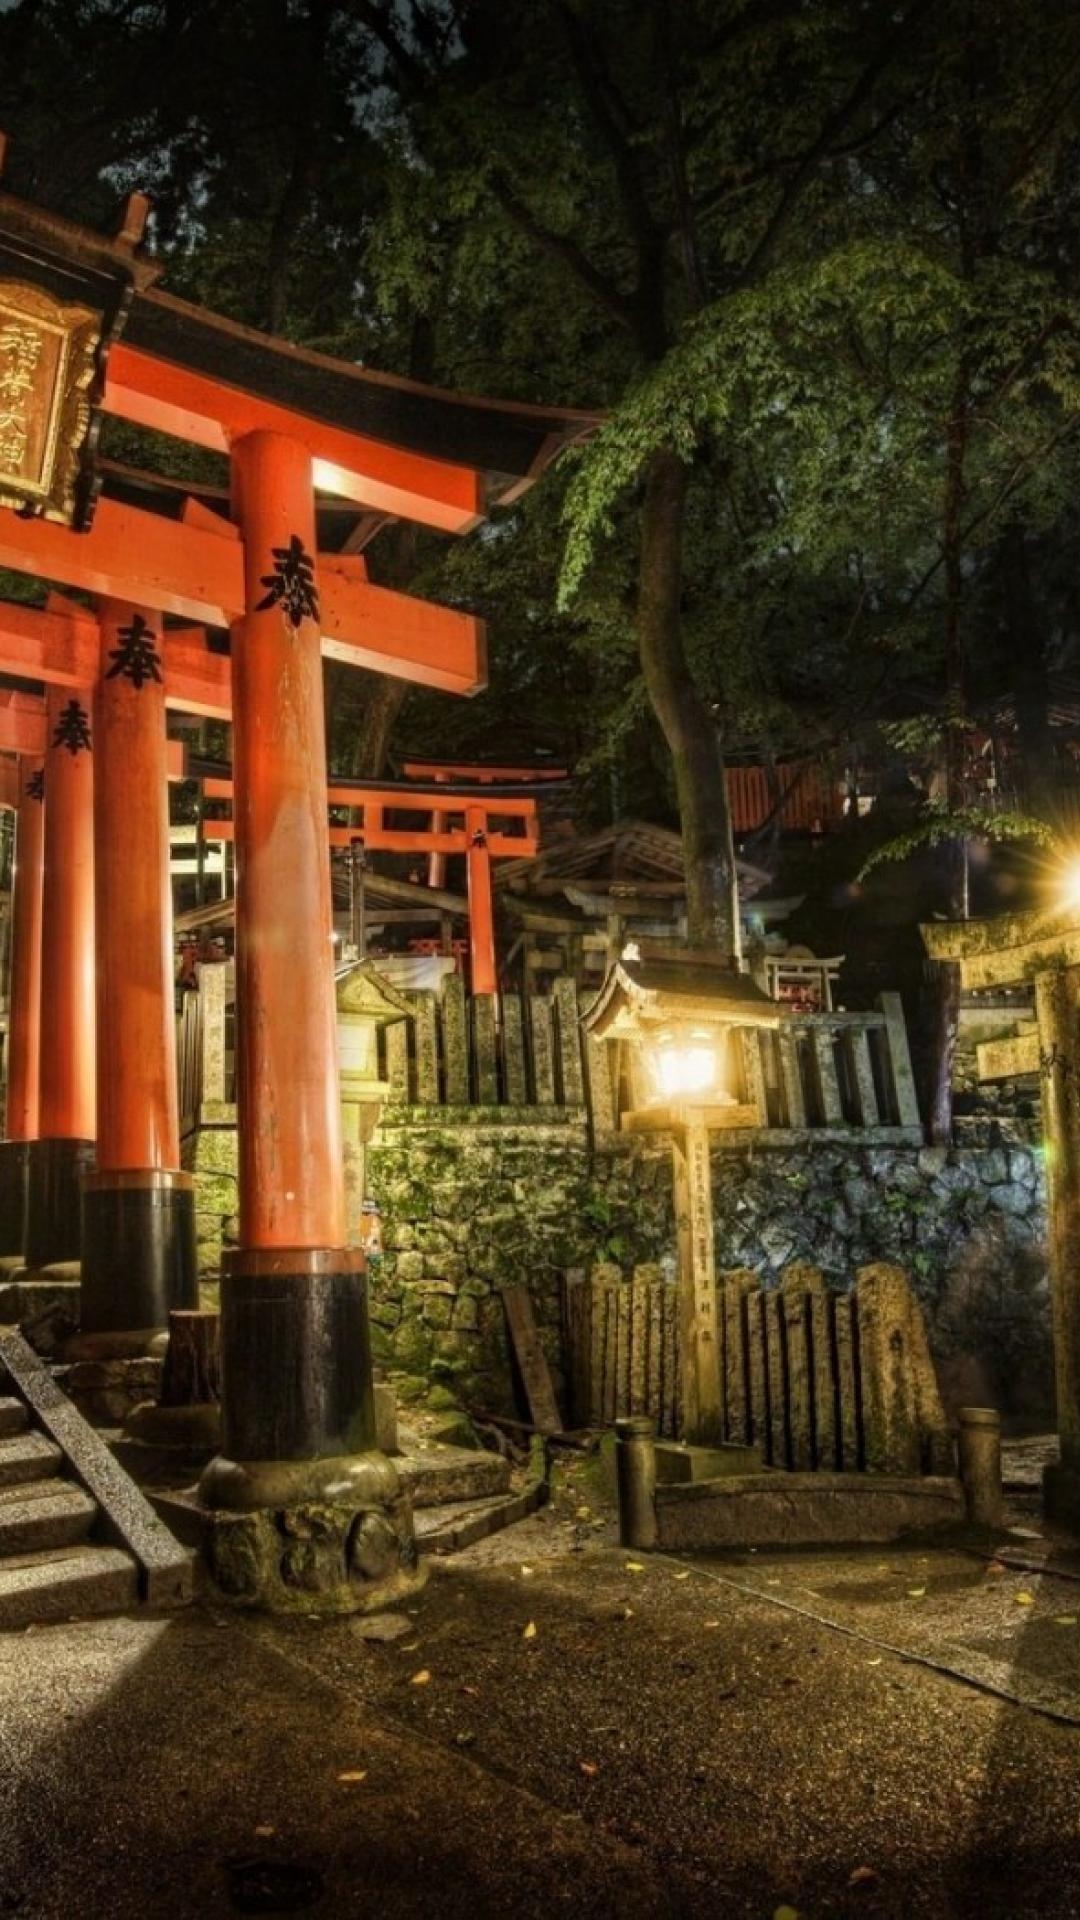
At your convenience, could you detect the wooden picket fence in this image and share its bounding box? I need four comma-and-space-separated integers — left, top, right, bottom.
178, 960, 922, 1145
564, 1262, 952, 1475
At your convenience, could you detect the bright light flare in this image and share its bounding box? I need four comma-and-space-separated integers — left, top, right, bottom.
650, 1028, 722, 1101
1060, 860, 1080, 912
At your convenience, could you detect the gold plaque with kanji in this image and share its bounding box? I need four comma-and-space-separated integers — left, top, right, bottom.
0, 281, 99, 524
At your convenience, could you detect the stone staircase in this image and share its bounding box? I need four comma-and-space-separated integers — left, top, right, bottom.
0, 1388, 138, 1627
0, 1332, 193, 1631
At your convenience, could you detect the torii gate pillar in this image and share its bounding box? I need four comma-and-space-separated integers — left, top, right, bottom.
200, 433, 415, 1606
25, 688, 96, 1268
0, 759, 44, 1252
77, 601, 197, 1346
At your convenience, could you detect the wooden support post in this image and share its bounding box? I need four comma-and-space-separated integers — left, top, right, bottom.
413, 993, 439, 1104
466, 804, 497, 996
777, 1028, 807, 1130
441, 973, 469, 1104
671, 1114, 723, 1444
80, 600, 196, 1342
811, 1026, 844, 1126
553, 975, 585, 1105
0, 760, 44, 1251
1036, 967, 1080, 1521
204, 430, 374, 1499
25, 687, 96, 1269
501, 993, 528, 1105
848, 1028, 880, 1129
528, 994, 556, 1104
472, 993, 499, 1107
878, 991, 921, 1129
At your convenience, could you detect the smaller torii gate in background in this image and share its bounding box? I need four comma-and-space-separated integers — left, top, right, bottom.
199, 771, 550, 994
924, 907, 1080, 1524
400, 758, 568, 896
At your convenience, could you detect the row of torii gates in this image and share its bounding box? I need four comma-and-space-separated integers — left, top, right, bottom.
0, 156, 594, 1538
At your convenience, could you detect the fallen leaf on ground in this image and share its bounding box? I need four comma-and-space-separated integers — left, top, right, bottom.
410, 1670, 432, 1687
253, 1825, 275, 1838
575, 1506, 591, 1520
520, 1566, 534, 1576
866, 1656, 883, 1667
985, 1560, 1007, 1574
849, 1865, 878, 1887
703, 1620, 721, 1630
673, 1570, 691, 1581
1054, 1615, 1078, 1627
773, 1906, 800, 1920
579, 1760, 599, 1777
625, 1561, 646, 1574
337, 1771, 367, 1784
460, 1685, 480, 1697
522, 1621, 537, 1640
907, 1587, 926, 1599
1015, 1592, 1036, 1607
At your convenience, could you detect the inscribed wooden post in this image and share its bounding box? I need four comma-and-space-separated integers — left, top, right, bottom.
671, 1114, 723, 1445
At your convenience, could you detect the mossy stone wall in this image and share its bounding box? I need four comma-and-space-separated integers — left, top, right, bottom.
184, 1115, 1049, 1424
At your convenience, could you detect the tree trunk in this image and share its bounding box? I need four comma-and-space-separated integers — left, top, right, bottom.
637, 448, 739, 957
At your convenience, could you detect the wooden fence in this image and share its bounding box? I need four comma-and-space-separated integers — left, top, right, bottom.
178, 960, 921, 1146
565, 1262, 952, 1476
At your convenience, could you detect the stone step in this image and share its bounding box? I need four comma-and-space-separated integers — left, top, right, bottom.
0, 1484, 97, 1556
397, 1441, 512, 1509
0, 1397, 28, 1438
0, 1431, 62, 1489
0, 1545, 138, 1631
0, 1474, 76, 1509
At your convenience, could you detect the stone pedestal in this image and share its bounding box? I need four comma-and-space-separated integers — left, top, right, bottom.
201, 1451, 424, 1615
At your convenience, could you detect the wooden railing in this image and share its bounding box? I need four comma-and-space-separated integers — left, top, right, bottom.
178, 962, 921, 1146
565, 1261, 952, 1474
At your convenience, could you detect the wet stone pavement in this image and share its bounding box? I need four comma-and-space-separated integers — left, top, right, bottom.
4, 1463, 1080, 1917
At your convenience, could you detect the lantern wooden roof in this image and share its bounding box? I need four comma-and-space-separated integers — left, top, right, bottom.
584, 953, 785, 1042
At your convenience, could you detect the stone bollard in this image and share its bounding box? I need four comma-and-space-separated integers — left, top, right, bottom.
615, 1415, 657, 1551
957, 1407, 1003, 1529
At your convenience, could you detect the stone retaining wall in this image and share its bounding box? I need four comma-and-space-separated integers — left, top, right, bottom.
184, 1116, 1050, 1425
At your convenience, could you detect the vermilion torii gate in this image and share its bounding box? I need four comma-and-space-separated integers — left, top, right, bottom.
400, 757, 568, 897
0, 160, 593, 1594
198, 769, 550, 994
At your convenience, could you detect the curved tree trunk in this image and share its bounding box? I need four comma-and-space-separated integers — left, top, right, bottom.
637, 448, 739, 957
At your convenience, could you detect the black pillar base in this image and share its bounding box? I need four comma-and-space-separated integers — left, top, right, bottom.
218, 1249, 374, 1463
24, 1138, 95, 1269
80, 1170, 198, 1336
0, 1139, 31, 1257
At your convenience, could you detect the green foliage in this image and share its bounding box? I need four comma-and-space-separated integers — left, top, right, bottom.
858, 804, 1059, 880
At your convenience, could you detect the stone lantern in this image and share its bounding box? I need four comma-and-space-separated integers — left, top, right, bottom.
335, 961, 411, 1249
584, 949, 786, 1444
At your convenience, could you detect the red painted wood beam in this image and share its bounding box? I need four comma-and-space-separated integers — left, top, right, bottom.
106, 343, 485, 535
401, 760, 568, 783
0, 504, 485, 695
203, 820, 538, 859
